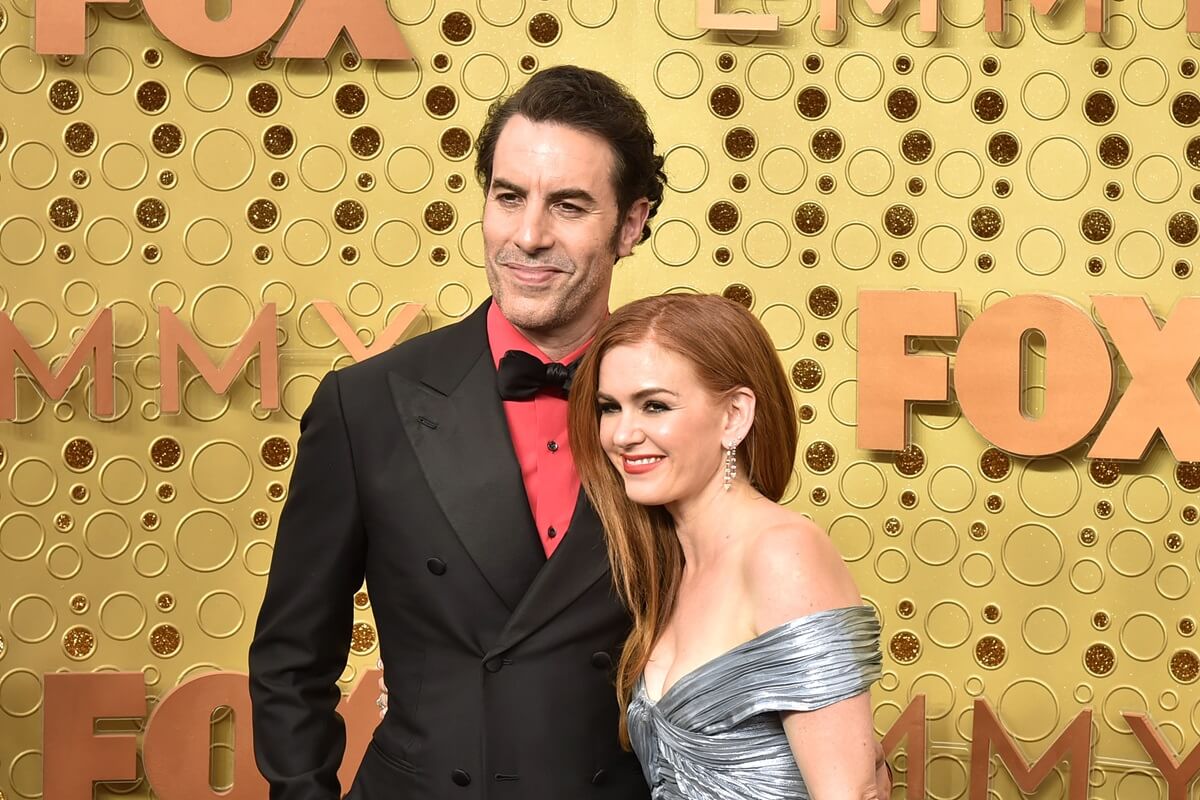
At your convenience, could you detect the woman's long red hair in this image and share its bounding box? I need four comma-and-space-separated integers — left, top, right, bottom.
568, 294, 798, 747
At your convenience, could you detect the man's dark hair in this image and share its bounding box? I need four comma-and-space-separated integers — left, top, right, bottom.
474, 65, 666, 244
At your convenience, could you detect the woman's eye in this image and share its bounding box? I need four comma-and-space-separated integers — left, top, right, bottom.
645, 401, 670, 413
597, 402, 619, 414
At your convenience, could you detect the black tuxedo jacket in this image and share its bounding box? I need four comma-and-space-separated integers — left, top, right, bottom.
249, 300, 649, 800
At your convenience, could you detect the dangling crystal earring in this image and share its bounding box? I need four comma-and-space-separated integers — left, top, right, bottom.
723, 442, 737, 491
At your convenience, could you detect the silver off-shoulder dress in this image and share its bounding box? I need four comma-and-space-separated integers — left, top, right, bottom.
627, 605, 882, 800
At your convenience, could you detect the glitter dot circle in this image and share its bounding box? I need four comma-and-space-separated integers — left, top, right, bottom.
423, 200, 456, 233
975, 635, 1007, 668
1171, 650, 1199, 683
149, 622, 182, 657
889, 631, 921, 664
527, 12, 561, 45
709, 85, 742, 118
1085, 643, 1116, 676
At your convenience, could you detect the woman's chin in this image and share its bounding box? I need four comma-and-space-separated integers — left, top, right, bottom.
622, 481, 666, 507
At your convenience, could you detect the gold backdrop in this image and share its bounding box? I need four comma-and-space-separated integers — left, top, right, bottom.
3, 0, 1200, 797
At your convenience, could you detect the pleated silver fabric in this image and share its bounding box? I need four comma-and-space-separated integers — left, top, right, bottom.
628, 605, 882, 800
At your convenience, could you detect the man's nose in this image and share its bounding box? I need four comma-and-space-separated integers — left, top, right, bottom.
516, 205, 554, 252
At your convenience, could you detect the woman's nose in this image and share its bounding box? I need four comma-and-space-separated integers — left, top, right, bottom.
611, 412, 644, 447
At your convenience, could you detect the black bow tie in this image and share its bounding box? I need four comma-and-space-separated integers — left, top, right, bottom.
497, 350, 579, 400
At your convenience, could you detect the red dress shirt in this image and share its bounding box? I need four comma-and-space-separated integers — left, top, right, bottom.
487, 302, 589, 558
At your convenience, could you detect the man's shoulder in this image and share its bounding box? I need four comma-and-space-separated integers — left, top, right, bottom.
330, 303, 488, 391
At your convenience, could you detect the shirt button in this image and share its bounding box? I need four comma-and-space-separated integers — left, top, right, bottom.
451, 769, 471, 786
426, 558, 447, 575
547, 526, 557, 539
591, 769, 607, 785
485, 657, 503, 673
591, 651, 612, 670
547, 440, 559, 452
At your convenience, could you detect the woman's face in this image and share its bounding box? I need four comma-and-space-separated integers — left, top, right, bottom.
596, 339, 729, 507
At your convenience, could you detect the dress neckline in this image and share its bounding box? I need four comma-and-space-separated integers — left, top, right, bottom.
638, 605, 871, 707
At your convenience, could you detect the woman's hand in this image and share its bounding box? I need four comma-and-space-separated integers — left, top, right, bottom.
376, 658, 388, 720
872, 739, 892, 800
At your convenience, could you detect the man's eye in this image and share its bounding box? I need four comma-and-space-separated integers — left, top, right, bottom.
558, 203, 583, 213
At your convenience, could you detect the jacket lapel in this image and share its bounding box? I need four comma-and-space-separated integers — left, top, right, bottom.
389, 302, 545, 611
487, 490, 613, 657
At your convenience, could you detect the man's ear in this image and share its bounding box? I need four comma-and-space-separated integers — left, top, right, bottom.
616, 198, 651, 258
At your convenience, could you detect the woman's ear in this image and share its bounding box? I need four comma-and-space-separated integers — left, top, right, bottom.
723, 387, 756, 448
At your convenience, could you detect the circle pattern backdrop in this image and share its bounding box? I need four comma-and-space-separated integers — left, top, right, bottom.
2, 2, 1200, 798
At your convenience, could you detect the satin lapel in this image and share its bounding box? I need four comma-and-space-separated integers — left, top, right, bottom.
487, 490, 612, 657
388, 311, 544, 611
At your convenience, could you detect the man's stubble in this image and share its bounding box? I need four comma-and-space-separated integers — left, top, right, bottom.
486, 223, 623, 335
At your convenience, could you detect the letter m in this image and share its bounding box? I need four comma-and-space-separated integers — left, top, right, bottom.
821, 0, 940, 30
0, 309, 113, 420
986, 0, 1104, 32
158, 305, 278, 414
969, 699, 1092, 799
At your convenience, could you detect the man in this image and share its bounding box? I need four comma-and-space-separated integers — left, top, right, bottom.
250, 65, 890, 799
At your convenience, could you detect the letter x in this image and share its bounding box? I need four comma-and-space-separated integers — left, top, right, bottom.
1090, 295, 1200, 460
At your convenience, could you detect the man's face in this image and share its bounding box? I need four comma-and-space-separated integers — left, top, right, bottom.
483, 115, 645, 336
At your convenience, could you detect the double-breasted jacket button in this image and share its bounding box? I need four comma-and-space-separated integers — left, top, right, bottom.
451, 768, 471, 786
591, 769, 607, 785
591, 651, 612, 670
484, 657, 503, 673
426, 558, 447, 575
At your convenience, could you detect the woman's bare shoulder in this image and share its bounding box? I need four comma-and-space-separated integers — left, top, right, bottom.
743, 511, 862, 634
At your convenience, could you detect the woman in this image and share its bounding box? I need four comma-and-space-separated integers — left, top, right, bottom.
567, 293, 882, 800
